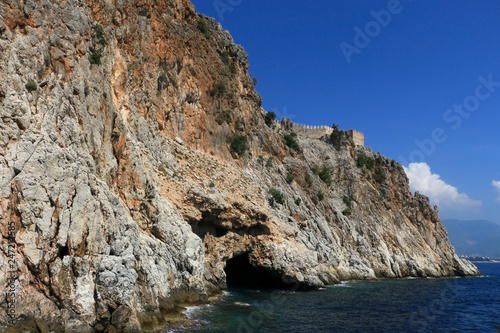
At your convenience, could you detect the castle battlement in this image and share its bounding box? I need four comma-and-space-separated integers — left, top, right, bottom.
273, 118, 364, 146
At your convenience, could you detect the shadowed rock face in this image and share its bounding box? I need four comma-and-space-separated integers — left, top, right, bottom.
0, 0, 478, 331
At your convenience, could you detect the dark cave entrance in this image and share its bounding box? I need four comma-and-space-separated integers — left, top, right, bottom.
224, 253, 291, 290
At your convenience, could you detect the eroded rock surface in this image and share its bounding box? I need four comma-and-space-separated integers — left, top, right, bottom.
0, 0, 478, 331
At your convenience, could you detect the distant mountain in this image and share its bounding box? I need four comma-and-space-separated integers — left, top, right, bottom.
442, 219, 500, 257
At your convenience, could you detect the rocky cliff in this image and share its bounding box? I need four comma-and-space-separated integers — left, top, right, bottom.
0, 0, 478, 332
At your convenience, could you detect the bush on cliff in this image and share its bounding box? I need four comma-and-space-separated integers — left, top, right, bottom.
197, 16, 210, 38
269, 188, 284, 205
230, 135, 248, 156
25, 81, 37, 92
284, 132, 300, 150
264, 112, 276, 127
318, 166, 332, 185
330, 123, 340, 140
357, 153, 375, 169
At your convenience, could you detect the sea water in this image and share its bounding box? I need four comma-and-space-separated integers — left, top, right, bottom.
176, 263, 500, 332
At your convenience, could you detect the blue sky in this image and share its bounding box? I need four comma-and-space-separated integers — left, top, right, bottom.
191, 0, 500, 223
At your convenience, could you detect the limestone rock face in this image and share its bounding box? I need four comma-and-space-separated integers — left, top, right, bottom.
0, 0, 478, 331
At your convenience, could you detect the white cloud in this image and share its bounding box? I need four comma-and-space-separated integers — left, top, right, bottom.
403, 163, 481, 210
492, 180, 500, 191
492, 180, 500, 202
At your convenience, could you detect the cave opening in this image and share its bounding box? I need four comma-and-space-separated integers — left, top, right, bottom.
224, 253, 291, 290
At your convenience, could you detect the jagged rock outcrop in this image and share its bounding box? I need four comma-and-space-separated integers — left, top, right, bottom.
0, 0, 478, 331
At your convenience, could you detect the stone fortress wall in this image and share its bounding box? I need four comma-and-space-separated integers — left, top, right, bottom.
274, 119, 365, 146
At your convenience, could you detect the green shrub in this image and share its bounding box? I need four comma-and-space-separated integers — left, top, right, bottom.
286, 172, 294, 184
269, 188, 284, 205
295, 197, 301, 206
25, 81, 37, 92
318, 166, 332, 185
209, 82, 226, 97
197, 16, 210, 38
221, 51, 230, 64
330, 123, 340, 140
284, 132, 299, 150
94, 24, 105, 40
89, 51, 102, 65
209, 181, 215, 188
90, 24, 107, 46
215, 109, 232, 125
342, 208, 352, 216
229, 64, 237, 74
343, 196, 352, 207
230, 135, 248, 156
374, 168, 386, 182
317, 192, 324, 201
265, 157, 273, 168
258, 155, 265, 165
357, 153, 375, 169
264, 112, 276, 127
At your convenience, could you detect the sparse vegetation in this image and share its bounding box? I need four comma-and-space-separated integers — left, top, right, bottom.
318, 166, 332, 185
209, 82, 226, 97
229, 64, 237, 74
44, 54, 52, 67
89, 51, 102, 65
286, 172, 294, 184
93, 24, 106, 45
197, 16, 210, 39
295, 197, 301, 206
25, 81, 37, 92
215, 109, 232, 125
264, 112, 276, 127
342, 195, 352, 216
230, 135, 248, 156
374, 168, 386, 182
357, 153, 375, 169
258, 155, 265, 165
284, 132, 300, 150
330, 123, 340, 140
317, 192, 324, 201
209, 181, 215, 188
269, 188, 285, 205
221, 51, 230, 64
342, 208, 352, 216
252, 77, 258, 86
265, 157, 273, 168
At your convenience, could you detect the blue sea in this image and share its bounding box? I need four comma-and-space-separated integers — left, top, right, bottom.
177, 263, 500, 333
